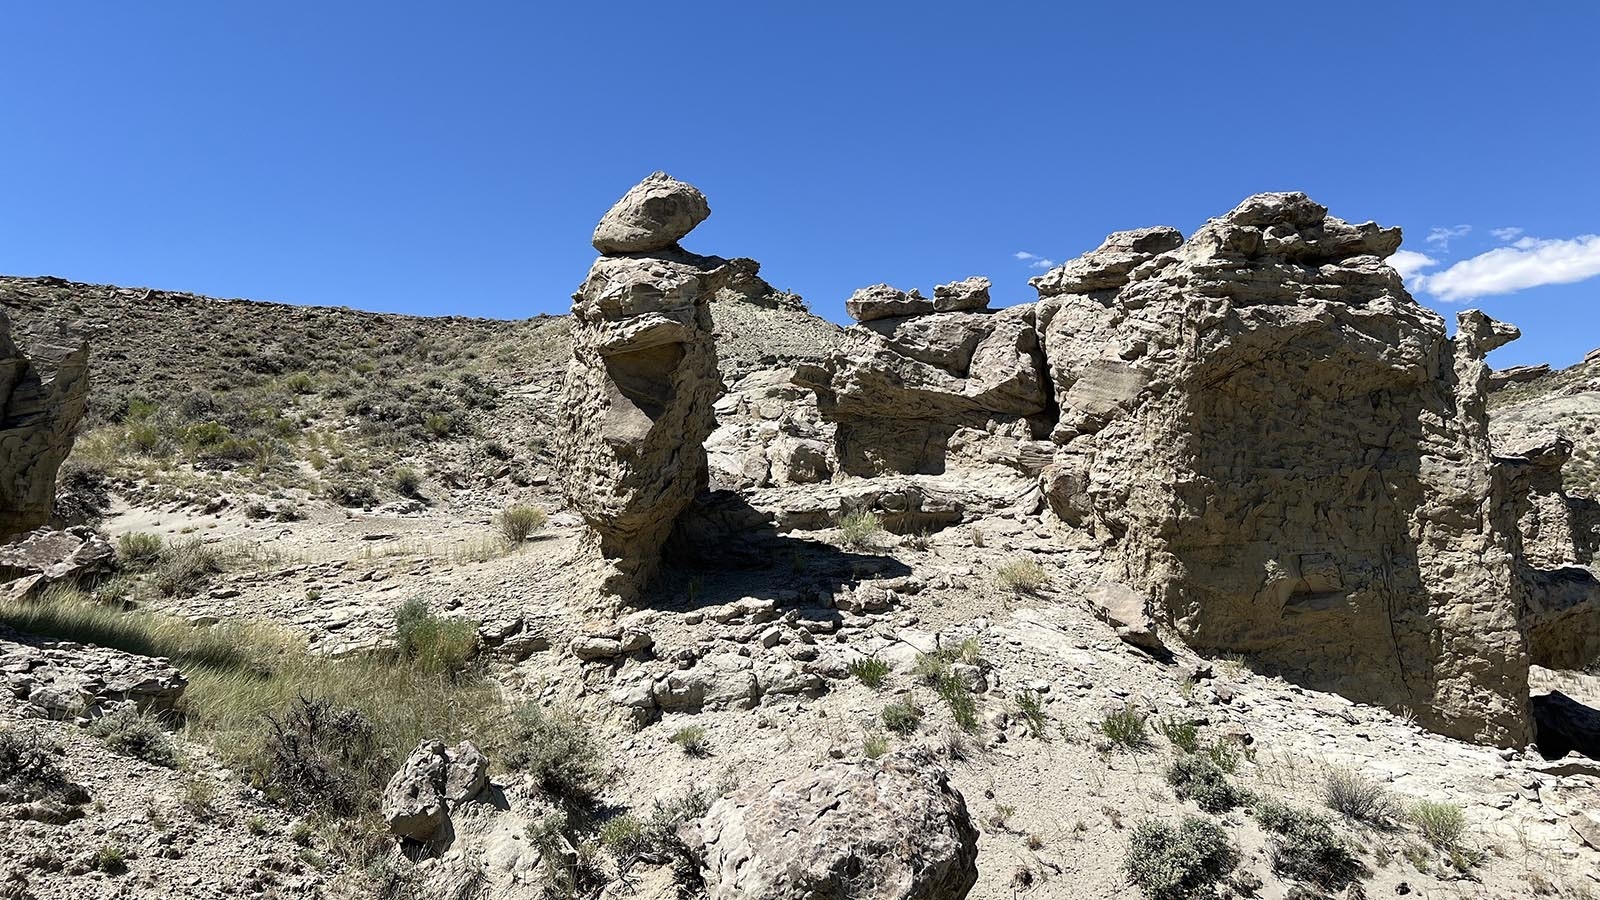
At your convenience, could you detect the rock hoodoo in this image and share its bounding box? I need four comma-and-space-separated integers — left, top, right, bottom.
558, 173, 796, 603
1032, 193, 1529, 746
684, 753, 979, 900
1, 309, 88, 541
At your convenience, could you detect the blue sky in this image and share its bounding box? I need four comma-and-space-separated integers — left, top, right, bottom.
2, 3, 1596, 367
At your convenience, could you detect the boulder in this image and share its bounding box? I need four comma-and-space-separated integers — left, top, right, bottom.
381, 740, 488, 842
684, 752, 978, 900
0, 311, 89, 541
844, 284, 934, 323
591, 171, 710, 254
0, 527, 115, 584
1089, 580, 1166, 653
932, 276, 990, 312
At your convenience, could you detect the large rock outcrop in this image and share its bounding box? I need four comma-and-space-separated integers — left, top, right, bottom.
559, 173, 794, 603
683, 753, 979, 900
1, 310, 88, 540
796, 278, 1050, 477
1030, 192, 1531, 745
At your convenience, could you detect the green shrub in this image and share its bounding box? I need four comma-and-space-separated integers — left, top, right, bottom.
325, 477, 377, 508
497, 503, 548, 545
1124, 816, 1238, 900
935, 674, 979, 733
1013, 690, 1048, 737
284, 372, 316, 394
501, 704, 605, 804
153, 539, 224, 597
89, 705, 177, 768
847, 657, 890, 689
1323, 767, 1394, 826
262, 696, 378, 813
862, 732, 890, 759
423, 413, 456, 438
93, 843, 128, 875
392, 598, 478, 676
670, 726, 710, 758
1204, 741, 1240, 774
1100, 707, 1150, 751
1167, 755, 1249, 813
995, 556, 1049, 594
116, 532, 164, 572
389, 466, 422, 497
1254, 800, 1365, 891
837, 509, 882, 549
1408, 799, 1465, 849
1156, 717, 1200, 753
881, 698, 924, 734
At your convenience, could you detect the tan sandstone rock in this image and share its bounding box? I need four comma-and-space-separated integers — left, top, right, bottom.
591, 171, 710, 254
1, 310, 89, 540
683, 752, 979, 900
1032, 192, 1530, 746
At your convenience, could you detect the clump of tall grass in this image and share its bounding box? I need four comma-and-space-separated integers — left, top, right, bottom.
497, 503, 548, 546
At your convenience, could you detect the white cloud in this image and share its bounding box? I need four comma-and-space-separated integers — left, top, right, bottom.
1014, 251, 1055, 270
1416, 234, 1600, 302
1387, 249, 1439, 283
1425, 225, 1472, 248
1490, 226, 1524, 242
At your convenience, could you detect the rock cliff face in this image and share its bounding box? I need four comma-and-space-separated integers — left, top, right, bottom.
1031, 193, 1530, 746
1, 309, 88, 540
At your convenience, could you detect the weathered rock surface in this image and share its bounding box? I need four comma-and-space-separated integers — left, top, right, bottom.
796, 301, 1049, 477
1, 630, 187, 719
0, 527, 115, 588
684, 753, 979, 900
932, 276, 991, 313
1033, 192, 1530, 746
558, 174, 726, 604
1490, 363, 1551, 390
591, 171, 710, 254
844, 284, 935, 322
381, 739, 488, 842
0, 310, 89, 540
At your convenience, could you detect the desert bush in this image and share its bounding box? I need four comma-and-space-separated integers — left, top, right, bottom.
837, 509, 882, 549
670, 726, 711, 758
93, 843, 128, 875
995, 556, 1049, 594
935, 674, 979, 732
1101, 707, 1150, 751
1323, 767, 1395, 826
392, 598, 478, 676
501, 704, 605, 804
1167, 755, 1249, 813
1124, 816, 1238, 900
153, 539, 225, 597
881, 698, 924, 734
497, 503, 547, 545
89, 705, 177, 767
284, 372, 316, 394
862, 732, 890, 759
389, 466, 422, 497
1012, 690, 1048, 736
1254, 800, 1365, 891
0, 728, 70, 802
1204, 741, 1240, 774
325, 477, 377, 508
847, 656, 890, 688
116, 532, 164, 571
423, 413, 456, 438
1156, 717, 1200, 753
262, 696, 379, 813
1408, 799, 1465, 849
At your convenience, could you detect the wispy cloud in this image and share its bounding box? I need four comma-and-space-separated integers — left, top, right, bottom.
1387, 249, 1438, 284
1425, 225, 1472, 248
1414, 234, 1600, 302
1490, 226, 1524, 242
1014, 251, 1055, 270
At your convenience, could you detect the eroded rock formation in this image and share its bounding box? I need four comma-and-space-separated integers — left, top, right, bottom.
1031, 193, 1530, 745
1, 310, 88, 540
559, 173, 797, 603
684, 753, 979, 900
796, 278, 1050, 478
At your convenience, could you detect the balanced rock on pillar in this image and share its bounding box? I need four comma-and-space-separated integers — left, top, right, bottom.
555, 173, 726, 604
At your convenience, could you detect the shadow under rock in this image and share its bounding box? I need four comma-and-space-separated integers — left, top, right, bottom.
652, 490, 910, 613
1531, 690, 1600, 760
